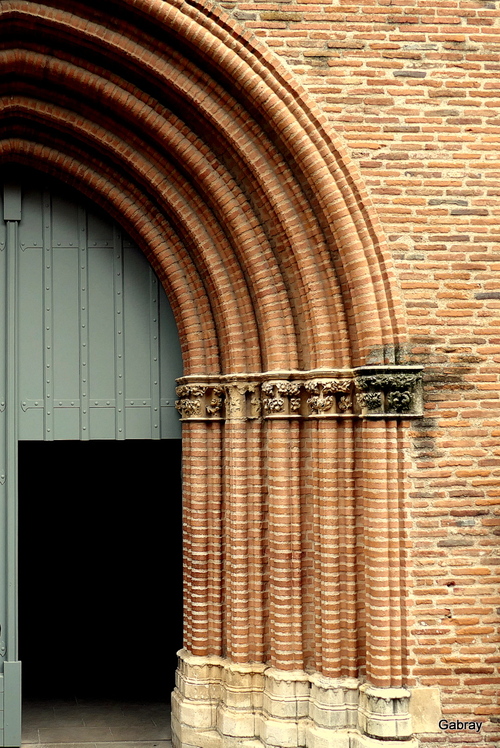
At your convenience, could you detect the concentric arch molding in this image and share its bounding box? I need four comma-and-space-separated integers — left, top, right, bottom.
175, 367, 423, 422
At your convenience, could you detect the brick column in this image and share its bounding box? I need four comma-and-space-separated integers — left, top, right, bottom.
265, 417, 303, 669
337, 417, 357, 677
173, 368, 422, 748
181, 419, 223, 656
361, 419, 397, 687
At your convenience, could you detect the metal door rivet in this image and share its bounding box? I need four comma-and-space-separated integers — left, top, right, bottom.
59, 401, 62, 406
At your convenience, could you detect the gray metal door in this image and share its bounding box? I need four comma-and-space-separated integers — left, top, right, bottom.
0, 181, 182, 745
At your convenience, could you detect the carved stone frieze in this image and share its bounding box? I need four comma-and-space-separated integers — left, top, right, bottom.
304, 378, 352, 416
175, 367, 423, 422
175, 384, 207, 419
175, 382, 225, 421
354, 367, 423, 417
261, 380, 301, 417
224, 382, 260, 421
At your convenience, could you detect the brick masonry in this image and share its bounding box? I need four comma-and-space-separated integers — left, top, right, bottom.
0, 0, 498, 747
214, 2, 500, 744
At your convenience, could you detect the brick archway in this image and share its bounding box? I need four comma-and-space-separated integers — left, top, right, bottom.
1, 2, 421, 746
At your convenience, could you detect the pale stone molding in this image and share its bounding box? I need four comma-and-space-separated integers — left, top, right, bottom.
175, 367, 423, 421
358, 684, 412, 740
172, 650, 419, 748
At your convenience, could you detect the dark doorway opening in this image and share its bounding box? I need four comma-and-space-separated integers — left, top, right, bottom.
19, 440, 182, 702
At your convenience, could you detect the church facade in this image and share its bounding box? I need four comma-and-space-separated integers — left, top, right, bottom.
0, 1, 498, 747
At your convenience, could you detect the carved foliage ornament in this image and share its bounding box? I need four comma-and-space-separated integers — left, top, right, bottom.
175, 368, 423, 421
262, 381, 301, 415
175, 384, 206, 418
355, 372, 422, 414
304, 379, 352, 415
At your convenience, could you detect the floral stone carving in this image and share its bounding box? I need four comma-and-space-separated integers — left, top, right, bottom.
355, 368, 423, 416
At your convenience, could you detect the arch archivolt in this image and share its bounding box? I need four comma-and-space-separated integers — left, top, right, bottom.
1, 1, 422, 746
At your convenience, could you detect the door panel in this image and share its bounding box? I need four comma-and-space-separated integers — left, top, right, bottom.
0, 179, 183, 746
16, 186, 182, 441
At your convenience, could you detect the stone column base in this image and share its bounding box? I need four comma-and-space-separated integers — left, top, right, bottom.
171, 650, 419, 748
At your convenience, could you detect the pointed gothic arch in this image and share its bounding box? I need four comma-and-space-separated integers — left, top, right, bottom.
0, 2, 422, 746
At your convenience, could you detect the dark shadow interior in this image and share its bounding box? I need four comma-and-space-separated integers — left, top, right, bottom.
19, 440, 182, 701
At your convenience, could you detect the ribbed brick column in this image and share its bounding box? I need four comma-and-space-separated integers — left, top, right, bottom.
266, 419, 302, 669
222, 419, 251, 661
182, 420, 223, 656
337, 418, 357, 677
313, 419, 341, 675
246, 420, 265, 661
361, 419, 405, 688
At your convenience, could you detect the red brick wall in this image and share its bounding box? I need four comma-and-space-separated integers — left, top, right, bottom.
215, 0, 500, 743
